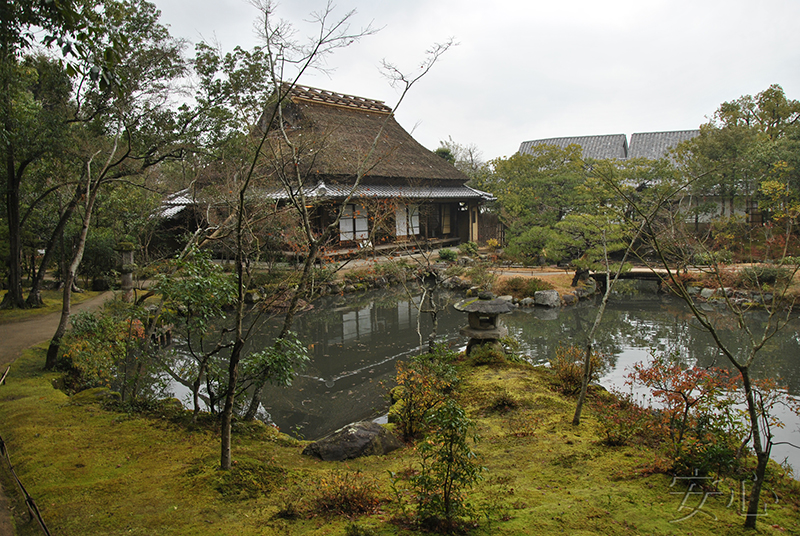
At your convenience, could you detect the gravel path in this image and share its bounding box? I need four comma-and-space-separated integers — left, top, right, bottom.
0, 291, 113, 536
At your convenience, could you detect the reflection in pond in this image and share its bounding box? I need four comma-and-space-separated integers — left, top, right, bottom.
256, 288, 464, 439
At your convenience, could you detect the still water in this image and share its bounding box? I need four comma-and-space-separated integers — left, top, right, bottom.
236, 283, 800, 472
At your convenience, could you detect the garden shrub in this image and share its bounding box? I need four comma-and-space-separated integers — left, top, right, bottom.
592, 389, 652, 446
248, 268, 296, 289
628, 352, 748, 477
494, 276, 554, 299
458, 241, 479, 256
393, 349, 459, 441
343, 267, 375, 282
442, 264, 465, 278
469, 344, 506, 366
411, 399, 484, 531
548, 345, 603, 396
488, 390, 518, 413
692, 249, 733, 265
438, 248, 458, 262
374, 259, 414, 281
59, 308, 147, 394
464, 265, 497, 289
737, 265, 793, 288
312, 470, 383, 516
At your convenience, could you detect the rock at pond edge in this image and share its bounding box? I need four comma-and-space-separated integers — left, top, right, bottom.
301, 421, 403, 461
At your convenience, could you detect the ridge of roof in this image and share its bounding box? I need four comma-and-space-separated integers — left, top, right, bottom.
285, 83, 393, 114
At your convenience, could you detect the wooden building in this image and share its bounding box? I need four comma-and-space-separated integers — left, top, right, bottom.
257, 84, 495, 255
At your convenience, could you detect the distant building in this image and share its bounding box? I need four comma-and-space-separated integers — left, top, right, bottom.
519, 130, 700, 160
517, 129, 767, 227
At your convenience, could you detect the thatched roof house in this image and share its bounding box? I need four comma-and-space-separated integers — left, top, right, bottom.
258, 84, 495, 249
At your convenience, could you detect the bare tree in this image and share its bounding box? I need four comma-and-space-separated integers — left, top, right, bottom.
602, 163, 799, 529
236, 9, 453, 428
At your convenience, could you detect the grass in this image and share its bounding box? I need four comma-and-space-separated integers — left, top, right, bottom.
0, 290, 103, 325
1, 348, 798, 535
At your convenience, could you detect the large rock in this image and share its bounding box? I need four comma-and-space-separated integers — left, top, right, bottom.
573, 278, 597, 299
534, 290, 561, 307
302, 421, 403, 461
562, 293, 578, 306
700, 288, 716, 299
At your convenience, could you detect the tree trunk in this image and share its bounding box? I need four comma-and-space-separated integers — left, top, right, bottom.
45, 181, 100, 369
45, 270, 74, 368
573, 272, 611, 425
741, 368, 769, 529
243, 243, 319, 421
2, 154, 26, 309
26, 185, 81, 307
1, 31, 26, 310
220, 338, 244, 469
192, 361, 207, 423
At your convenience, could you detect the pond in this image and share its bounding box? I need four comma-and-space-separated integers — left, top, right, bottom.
193, 283, 800, 474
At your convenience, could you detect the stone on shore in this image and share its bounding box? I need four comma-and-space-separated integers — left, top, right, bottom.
301, 421, 403, 462
534, 290, 561, 307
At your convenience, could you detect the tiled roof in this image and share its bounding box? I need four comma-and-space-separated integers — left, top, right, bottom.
287, 84, 392, 113
519, 134, 628, 160
628, 130, 700, 159
262, 182, 495, 201
518, 131, 700, 161
156, 188, 194, 219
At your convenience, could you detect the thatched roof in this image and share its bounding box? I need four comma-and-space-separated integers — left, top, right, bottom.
260, 84, 469, 184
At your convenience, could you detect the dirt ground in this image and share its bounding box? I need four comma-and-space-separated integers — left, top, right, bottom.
0, 291, 113, 536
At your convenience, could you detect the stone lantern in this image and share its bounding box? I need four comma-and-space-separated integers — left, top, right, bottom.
454, 292, 515, 355
115, 241, 136, 303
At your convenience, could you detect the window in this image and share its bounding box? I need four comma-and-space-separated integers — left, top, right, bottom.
441, 204, 451, 234
340, 203, 369, 241
396, 204, 420, 236
342, 306, 372, 341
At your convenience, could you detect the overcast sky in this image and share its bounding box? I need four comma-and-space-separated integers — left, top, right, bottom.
154, 0, 800, 161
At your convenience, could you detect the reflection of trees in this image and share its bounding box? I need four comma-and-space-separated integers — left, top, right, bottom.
505, 297, 800, 395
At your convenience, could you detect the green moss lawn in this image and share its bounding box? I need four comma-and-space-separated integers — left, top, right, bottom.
1, 347, 798, 535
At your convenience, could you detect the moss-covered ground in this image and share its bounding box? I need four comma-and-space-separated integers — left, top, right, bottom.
1, 347, 798, 536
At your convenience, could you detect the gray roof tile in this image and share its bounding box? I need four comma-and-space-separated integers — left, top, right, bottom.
519, 134, 628, 160
628, 130, 700, 159
518, 130, 700, 162
261, 182, 494, 201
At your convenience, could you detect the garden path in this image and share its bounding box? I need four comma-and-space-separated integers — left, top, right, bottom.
0, 291, 113, 536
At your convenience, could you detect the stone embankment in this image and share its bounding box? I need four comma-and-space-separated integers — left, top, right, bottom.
284, 263, 601, 309
688, 286, 774, 307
